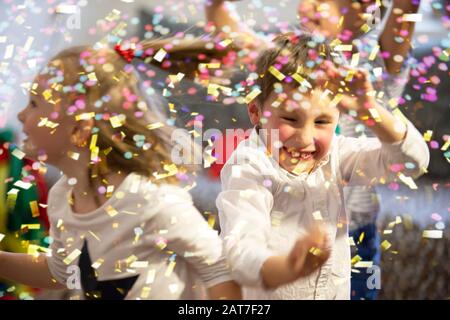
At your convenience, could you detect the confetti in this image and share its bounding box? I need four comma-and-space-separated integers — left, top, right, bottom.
402, 14, 422, 22
333, 45, 353, 52
0, 233, 5, 242
55, 4, 78, 14
76, 112, 95, 121
11, 149, 25, 160
268, 66, 285, 81
146, 269, 156, 284
422, 230, 443, 239
381, 240, 392, 251
14, 180, 32, 190
63, 249, 82, 265
153, 49, 167, 62
147, 122, 164, 130
106, 205, 119, 217
312, 210, 323, 220
91, 258, 105, 270
20, 224, 40, 230
244, 88, 261, 104
29, 201, 39, 217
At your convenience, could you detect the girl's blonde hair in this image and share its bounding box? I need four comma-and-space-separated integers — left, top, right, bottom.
48, 45, 181, 184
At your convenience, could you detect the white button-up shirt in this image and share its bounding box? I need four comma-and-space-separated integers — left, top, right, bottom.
216, 121, 429, 299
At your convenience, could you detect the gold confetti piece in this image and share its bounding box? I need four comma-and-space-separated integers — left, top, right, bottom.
125, 255, 138, 266
268, 66, 285, 81
38, 117, 59, 129
88, 230, 100, 242
27, 244, 49, 256
312, 210, 323, 220
344, 69, 355, 82
402, 13, 422, 22
140, 287, 151, 299
63, 249, 82, 265
24, 37, 34, 52
30, 201, 39, 218
333, 44, 353, 52
106, 205, 118, 217
87, 72, 97, 81
360, 23, 371, 33
165, 261, 176, 277
4, 44, 14, 60
369, 45, 380, 61
153, 48, 167, 62
244, 88, 261, 104
91, 258, 104, 270
21, 224, 40, 230
381, 240, 391, 251
12, 149, 25, 160
146, 269, 156, 284
358, 232, 365, 244
368, 108, 381, 122
14, 180, 32, 190
109, 115, 125, 128
0, 233, 5, 242
423, 130, 433, 142
350, 53, 360, 67
292, 73, 312, 89
199, 62, 221, 69
130, 261, 149, 268
90, 134, 98, 150
330, 93, 344, 107
441, 140, 450, 151
351, 255, 362, 265
422, 230, 443, 239
105, 9, 121, 22
207, 215, 216, 229
76, 112, 95, 121
68, 151, 80, 160
106, 185, 114, 198
398, 173, 418, 189
146, 122, 164, 130
348, 237, 356, 246
354, 261, 373, 268
218, 39, 233, 47
55, 4, 78, 14
383, 229, 393, 235
56, 219, 64, 229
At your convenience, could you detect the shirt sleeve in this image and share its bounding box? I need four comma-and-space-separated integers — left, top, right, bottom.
338, 120, 430, 186
45, 181, 71, 286
151, 186, 233, 288
216, 158, 274, 287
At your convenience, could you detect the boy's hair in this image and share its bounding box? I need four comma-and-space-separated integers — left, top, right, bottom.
47, 46, 182, 184
254, 32, 340, 106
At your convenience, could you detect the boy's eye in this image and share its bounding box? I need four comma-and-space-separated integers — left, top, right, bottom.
281, 116, 296, 122
315, 119, 331, 125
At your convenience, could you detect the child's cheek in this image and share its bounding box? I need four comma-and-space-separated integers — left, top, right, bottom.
314, 131, 334, 158
277, 124, 295, 143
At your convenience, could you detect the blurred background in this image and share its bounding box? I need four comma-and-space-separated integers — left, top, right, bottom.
0, 0, 448, 299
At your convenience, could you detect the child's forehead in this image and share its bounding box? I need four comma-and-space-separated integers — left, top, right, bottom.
265, 88, 338, 118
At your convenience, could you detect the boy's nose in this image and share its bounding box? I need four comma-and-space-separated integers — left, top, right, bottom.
295, 128, 315, 148
17, 109, 26, 123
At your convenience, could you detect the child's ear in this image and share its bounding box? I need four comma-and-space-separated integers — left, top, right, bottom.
70, 118, 94, 148
247, 102, 262, 126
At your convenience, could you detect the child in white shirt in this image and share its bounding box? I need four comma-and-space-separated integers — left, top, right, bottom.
0, 44, 241, 300
216, 32, 429, 299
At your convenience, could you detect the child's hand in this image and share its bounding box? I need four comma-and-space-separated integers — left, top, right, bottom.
287, 224, 331, 278
321, 62, 378, 117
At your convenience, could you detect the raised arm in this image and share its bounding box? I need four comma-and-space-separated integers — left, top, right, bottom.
204, 0, 268, 50
379, 0, 421, 74
0, 251, 64, 289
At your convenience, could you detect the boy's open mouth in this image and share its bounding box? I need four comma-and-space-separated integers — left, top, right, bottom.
283, 147, 316, 161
